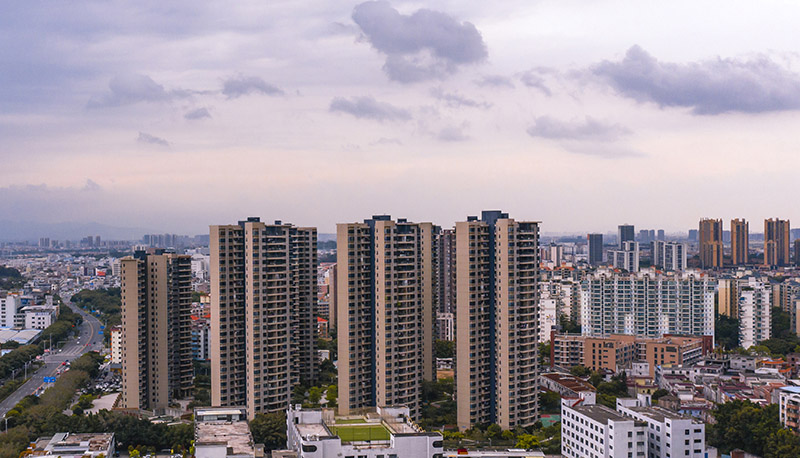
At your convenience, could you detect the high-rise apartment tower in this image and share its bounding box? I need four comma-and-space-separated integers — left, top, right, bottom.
731, 219, 749, 266
764, 218, 790, 267
699, 218, 723, 269
120, 251, 193, 413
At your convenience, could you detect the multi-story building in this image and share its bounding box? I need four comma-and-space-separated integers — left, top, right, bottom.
120, 251, 193, 413
336, 216, 435, 420
580, 268, 715, 339
616, 397, 708, 458
436, 228, 456, 341
194, 407, 256, 458
795, 239, 800, 267
110, 325, 122, 365
717, 278, 737, 318
778, 386, 800, 434
22, 305, 58, 330
550, 334, 710, 378
764, 218, 790, 267
0, 293, 19, 328
731, 218, 749, 266
210, 218, 318, 419
455, 210, 540, 431
587, 233, 603, 266
652, 241, 687, 271
608, 240, 639, 272
738, 278, 772, 349
280, 405, 443, 458
562, 400, 647, 458
618, 224, 635, 249
699, 218, 723, 269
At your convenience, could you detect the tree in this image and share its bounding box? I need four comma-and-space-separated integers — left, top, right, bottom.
434, 340, 455, 359
540, 390, 561, 414
538, 342, 551, 365
325, 385, 337, 407
569, 365, 590, 377
764, 429, 800, 458
250, 412, 287, 451
708, 400, 782, 456
308, 387, 322, 405
716, 314, 740, 350
559, 315, 581, 334
515, 434, 540, 449
651, 389, 669, 403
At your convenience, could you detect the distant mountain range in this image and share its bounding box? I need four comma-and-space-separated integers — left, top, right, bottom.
0, 221, 159, 242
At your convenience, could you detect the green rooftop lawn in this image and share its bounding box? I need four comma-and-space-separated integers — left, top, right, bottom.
329, 424, 390, 442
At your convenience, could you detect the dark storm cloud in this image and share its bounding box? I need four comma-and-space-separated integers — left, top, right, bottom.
352, 1, 487, 83
527, 116, 631, 142
137, 132, 170, 147
430, 88, 491, 109
222, 76, 284, 99
184, 107, 211, 120
329, 96, 411, 121
87, 74, 190, 108
591, 46, 800, 115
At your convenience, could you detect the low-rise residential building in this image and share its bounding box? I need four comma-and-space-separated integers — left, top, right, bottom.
280, 405, 443, 458
778, 386, 800, 434
561, 399, 648, 458
616, 397, 708, 458
21, 305, 59, 330
25, 433, 115, 458
194, 407, 261, 458
540, 372, 597, 405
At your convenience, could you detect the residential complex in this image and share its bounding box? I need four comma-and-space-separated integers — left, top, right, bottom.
455, 210, 540, 431
336, 216, 435, 420
587, 233, 603, 266
608, 240, 639, 272
120, 251, 193, 413
652, 240, 687, 271
618, 224, 634, 248
730, 218, 749, 265
699, 218, 723, 269
579, 268, 715, 339
764, 218, 790, 267
738, 277, 772, 348
561, 400, 647, 458
210, 218, 318, 419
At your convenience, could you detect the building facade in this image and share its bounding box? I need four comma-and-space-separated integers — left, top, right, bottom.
336, 216, 435, 420
120, 251, 193, 412
652, 241, 687, 271
587, 233, 603, 266
699, 218, 723, 269
210, 218, 318, 419
738, 278, 772, 349
618, 224, 635, 249
608, 241, 640, 273
455, 211, 540, 431
731, 218, 749, 266
764, 218, 790, 267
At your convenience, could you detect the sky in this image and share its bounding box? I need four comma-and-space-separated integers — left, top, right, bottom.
3, 0, 800, 236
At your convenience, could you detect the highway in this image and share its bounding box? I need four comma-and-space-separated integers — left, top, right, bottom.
0, 296, 104, 419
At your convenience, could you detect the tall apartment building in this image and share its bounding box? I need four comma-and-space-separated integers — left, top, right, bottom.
455, 210, 540, 431
717, 278, 737, 318
608, 240, 639, 272
618, 224, 634, 248
764, 218, 790, 267
699, 218, 723, 269
795, 239, 800, 266
120, 251, 192, 413
731, 218, 749, 266
580, 268, 715, 339
738, 278, 772, 349
0, 293, 19, 328
587, 233, 603, 266
652, 241, 687, 271
210, 218, 318, 419
336, 216, 435, 420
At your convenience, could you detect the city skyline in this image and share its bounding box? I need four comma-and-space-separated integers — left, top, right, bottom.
3, 1, 800, 234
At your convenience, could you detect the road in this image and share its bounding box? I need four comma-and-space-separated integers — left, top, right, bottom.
0, 297, 104, 418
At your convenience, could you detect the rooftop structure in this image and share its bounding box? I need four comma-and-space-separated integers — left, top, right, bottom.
26, 433, 115, 458
280, 405, 442, 458
194, 407, 261, 458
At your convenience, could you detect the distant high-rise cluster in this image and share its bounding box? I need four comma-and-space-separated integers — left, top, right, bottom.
699, 218, 723, 269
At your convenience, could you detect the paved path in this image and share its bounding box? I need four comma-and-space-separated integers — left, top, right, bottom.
0, 297, 104, 419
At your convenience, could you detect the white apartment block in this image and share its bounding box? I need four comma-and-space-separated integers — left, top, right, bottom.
580, 268, 715, 339
539, 279, 581, 323
561, 400, 647, 458
738, 278, 772, 349
22, 305, 58, 330
110, 326, 122, 364
0, 293, 20, 328
778, 386, 800, 434
652, 241, 688, 271
609, 241, 640, 273
616, 397, 707, 458
281, 405, 443, 458
539, 298, 557, 343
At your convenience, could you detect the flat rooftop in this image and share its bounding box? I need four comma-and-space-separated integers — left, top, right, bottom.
571, 405, 630, 424
625, 406, 694, 423
195, 420, 254, 455
541, 372, 596, 392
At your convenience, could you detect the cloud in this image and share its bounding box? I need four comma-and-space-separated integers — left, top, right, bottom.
137, 132, 170, 147
373, 137, 403, 145
437, 125, 469, 142
352, 1, 487, 83
519, 68, 553, 96
430, 88, 491, 109
562, 143, 644, 159
184, 107, 211, 120
475, 75, 515, 88
222, 75, 284, 99
87, 74, 189, 108
329, 96, 411, 121
591, 46, 800, 115
527, 116, 631, 142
